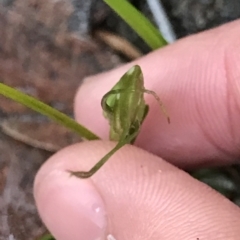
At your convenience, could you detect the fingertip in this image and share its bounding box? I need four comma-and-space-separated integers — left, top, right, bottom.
34, 143, 108, 240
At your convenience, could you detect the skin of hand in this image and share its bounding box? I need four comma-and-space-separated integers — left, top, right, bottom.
34, 20, 240, 240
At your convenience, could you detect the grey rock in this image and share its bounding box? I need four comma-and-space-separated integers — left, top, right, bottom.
161, 0, 240, 37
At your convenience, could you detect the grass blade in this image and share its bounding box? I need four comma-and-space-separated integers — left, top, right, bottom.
104, 0, 168, 50
0, 83, 100, 140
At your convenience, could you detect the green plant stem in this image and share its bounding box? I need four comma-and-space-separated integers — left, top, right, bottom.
0, 83, 100, 140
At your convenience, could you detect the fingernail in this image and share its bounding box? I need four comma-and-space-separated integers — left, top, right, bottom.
34, 169, 107, 240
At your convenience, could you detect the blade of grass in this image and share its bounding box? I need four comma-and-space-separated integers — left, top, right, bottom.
0, 83, 100, 140
104, 0, 168, 50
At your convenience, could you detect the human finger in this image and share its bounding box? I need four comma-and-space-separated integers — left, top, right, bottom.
74, 20, 240, 168
34, 141, 240, 240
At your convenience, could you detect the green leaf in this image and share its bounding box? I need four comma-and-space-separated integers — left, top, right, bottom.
0, 83, 100, 140
104, 0, 168, 50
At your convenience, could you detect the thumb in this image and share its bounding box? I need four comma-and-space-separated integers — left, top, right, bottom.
34, 141, 240, 240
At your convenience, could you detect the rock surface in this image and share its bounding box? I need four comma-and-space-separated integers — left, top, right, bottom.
162, 0, 240, 37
